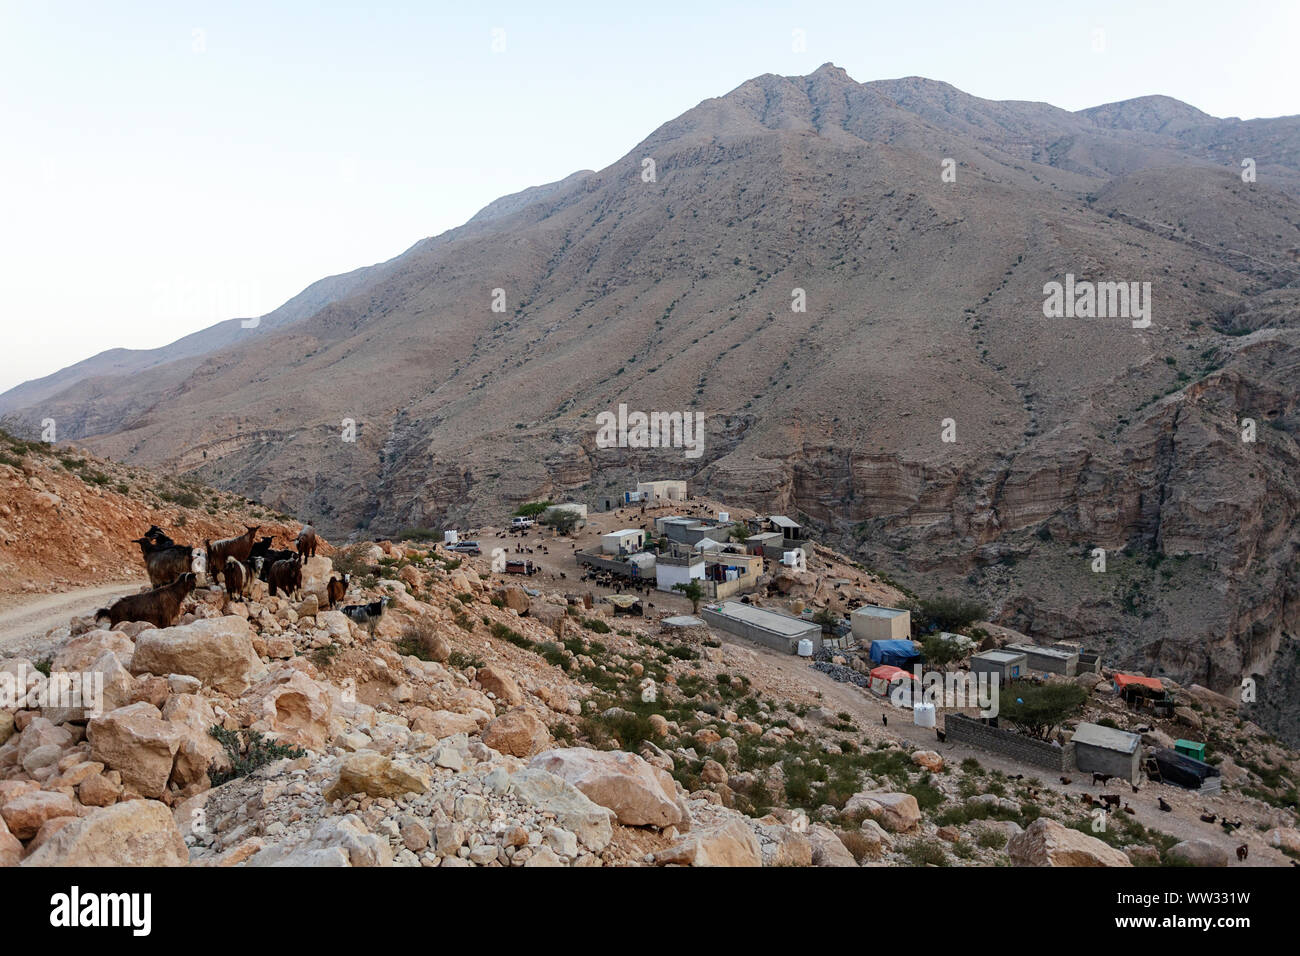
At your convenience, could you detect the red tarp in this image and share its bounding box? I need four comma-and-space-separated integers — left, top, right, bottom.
1113, 673, 1164, 692
870, 665, 918, 683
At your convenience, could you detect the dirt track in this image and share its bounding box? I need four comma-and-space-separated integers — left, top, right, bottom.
0, 580, 147, 653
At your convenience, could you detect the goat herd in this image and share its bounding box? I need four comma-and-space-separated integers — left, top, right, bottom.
94, 522, 388, 635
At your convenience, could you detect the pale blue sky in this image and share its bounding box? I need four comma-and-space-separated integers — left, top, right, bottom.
1, 0, 1296, 392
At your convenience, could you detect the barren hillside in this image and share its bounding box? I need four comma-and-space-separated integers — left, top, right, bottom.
2, 65, 1298, 742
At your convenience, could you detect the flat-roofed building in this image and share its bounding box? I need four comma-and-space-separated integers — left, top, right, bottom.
701, 601, 823, 655
636, 480, 687, 503
850, 604, 912, 642
601, 528, 645, 555
1070, 722, 1142, 784
1006, 642, 1079, 677
970, 649, 1028, 683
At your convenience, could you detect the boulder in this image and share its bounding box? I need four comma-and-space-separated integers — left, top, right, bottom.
807, 824, 858, 867
0, 790, 80, 840
242, 666, 333, 751
1266, 827, 1300, 854
1007, 817, 1132, 867
86, 702, 183, 799
476, 666, 524, 705
656, 818, 761, 867
131, 616, 262, 696
323, 750, 431, 803
0, 815, 21, 867
506, 769, 614, 851
21, 799, 187, 866
911, 750, 944, 772
483, 709, 551, 758
408, 708, 481, 738
844, 791, 921, 833
161, 694, 228, 789
1167, 839, 1230, 867
529, 747, 682, 828
51, 630, 136, 673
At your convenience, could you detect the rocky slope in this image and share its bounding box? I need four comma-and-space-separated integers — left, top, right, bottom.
2, 65, 1298, 740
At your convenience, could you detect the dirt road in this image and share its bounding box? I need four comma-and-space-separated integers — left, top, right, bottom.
0, 580, 146, 652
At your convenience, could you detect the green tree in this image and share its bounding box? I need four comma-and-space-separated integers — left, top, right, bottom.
921, 634, 966, 671
672, 579, 704, 613
514, 500, 553, 518
541, 508, 579, 536
998, 681, 1086, 741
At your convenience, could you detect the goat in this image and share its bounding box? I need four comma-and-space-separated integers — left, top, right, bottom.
267, 555, 302, 599
1060, 776, 1072, 786
143, 525, 176, 548
1200, 812, 1218, 824
224, 557, 249, 603
1092, 772, 1113, 787
1122, 804, 1136, 815
249, 535, 276, 560
1236, 844, 1248, 862
1101, 793, 1122, 810
206, 526, 260, 579
133, 536, 195, 589
340, 597, 389, 637
1158, 797, 1173, 812
296, 524, 318, 559
190, 547, 207, 579
326, 574, 350, 609
258, 549, 296, 582
96, 573, 196, 629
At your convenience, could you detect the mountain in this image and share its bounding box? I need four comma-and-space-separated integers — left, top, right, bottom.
4, 64, 1299, 741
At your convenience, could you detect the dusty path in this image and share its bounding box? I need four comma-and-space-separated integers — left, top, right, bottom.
0, 580, 147, 651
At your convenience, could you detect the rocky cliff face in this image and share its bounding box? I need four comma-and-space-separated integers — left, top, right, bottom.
3, 65, 1298, 740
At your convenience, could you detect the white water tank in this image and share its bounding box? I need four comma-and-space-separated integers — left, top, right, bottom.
718, 511, 729, 522
913, 702, 936, 728
444, 530, 459, 545
797, 639, 814, 658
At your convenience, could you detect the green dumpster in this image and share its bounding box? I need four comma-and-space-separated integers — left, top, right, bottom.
1175, 739, 1206, 761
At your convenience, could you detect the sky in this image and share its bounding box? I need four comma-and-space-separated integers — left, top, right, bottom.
1, 0, 1296, 393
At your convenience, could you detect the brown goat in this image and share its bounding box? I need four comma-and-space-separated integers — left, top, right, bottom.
326, 574, 349, 609
133, 536, 195, 589
268, 555, 302, 598
223, 557, 250, 603
206, 526, 260, 581
96, 574, 196, 629
297, 524, 318, 559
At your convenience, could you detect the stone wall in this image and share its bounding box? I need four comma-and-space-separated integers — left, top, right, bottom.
945, 714, 1072, 772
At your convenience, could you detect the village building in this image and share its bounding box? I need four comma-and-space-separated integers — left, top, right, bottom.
744, 530, 785, 558
1070, 722, 1143, 784
632, 480, 687, 503
601, 528, 645, 555
1006, 642, 1079, 677
970, 648, 1027, 683
700, 601, 823, 655
655, 550, 705, 594
850, 604, 912, 643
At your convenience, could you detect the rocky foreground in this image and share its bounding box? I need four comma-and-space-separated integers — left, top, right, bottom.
3, 538, 1299, 868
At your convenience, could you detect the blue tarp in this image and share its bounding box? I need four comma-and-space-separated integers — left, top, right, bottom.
869, 640, 921, 667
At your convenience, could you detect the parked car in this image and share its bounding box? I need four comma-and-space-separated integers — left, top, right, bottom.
511, 517, 535, 529
447, 541, 481, 555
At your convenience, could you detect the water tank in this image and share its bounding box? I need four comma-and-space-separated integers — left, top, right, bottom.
718, 511, 729, 522
796, 639, 814, 658
444, 530, 459, 545
913, 702, 936, 727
